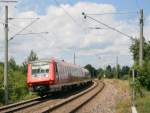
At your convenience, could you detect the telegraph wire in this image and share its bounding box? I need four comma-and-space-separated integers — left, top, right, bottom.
8, 17, 39, 20
0, 17, 40, 40
16, 32, 48, 35
82, 12, 134, 40
8, 18, 40, 37
53, 0, 89, 56
9, 22, 32, 34
53, 0, 89, 33
86, 11, 139, 25
9, 18, 39, 41
54, 0, 79, 26
86, 11, 138, 16
0, 18, 5, 24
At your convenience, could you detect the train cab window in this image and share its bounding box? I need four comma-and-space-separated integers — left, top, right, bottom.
31, 62, 49, 77
32, 69, 36, 75
46, 69, 49, 73
41, 69, 45, 73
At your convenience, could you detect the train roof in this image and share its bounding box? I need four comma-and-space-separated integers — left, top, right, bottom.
29, 58, 89, 72
29, 59, 51, 63
29, 58, 81, 68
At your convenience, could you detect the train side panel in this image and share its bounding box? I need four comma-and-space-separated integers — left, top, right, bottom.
56, 61, 90, 85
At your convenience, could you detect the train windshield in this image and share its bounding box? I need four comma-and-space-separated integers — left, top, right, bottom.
31, 62, 49, 77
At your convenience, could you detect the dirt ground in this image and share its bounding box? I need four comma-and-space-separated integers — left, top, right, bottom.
76, 79, 131, 113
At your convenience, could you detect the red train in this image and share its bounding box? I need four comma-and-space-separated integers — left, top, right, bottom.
27, 58, 90, 96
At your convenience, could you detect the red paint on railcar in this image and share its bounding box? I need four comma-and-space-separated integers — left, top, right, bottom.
27, 64, 32, 86
27, 61, 55, 87
49, 60, 55, 83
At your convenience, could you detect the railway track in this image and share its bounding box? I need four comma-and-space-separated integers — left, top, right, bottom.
0, 80, 104, 113
0, 97, 49, 113
43, 80, 105, 113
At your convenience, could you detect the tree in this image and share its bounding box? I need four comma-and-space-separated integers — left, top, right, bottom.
112, 67, 116, 78
116, 64, 121, 78
120, 66, 130, 79
0, 59, 30, 104
9, 57, 17, 70
130, 39, 150, 63
130, 39, 150, 90
21, 50, 38, 73
130, 39, 139, 63
105, 65, 114, 78
0, 51, 39, 105
144, 41, 150, 60
84, 64, 97, 78
27, 50, 38, 62
121, 66, 130, 75
97, 68, 104, 79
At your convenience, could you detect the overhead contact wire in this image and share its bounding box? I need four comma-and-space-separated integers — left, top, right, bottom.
85, 14, 134, 40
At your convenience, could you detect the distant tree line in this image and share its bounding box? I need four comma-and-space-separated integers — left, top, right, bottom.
84, 64, 130, 80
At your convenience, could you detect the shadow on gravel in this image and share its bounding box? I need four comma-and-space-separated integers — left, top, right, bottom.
40, 82, 93, 100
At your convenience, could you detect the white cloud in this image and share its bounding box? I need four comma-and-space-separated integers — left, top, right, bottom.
0, 2, 149, 68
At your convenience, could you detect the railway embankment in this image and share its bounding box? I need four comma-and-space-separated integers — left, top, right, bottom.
76, 79, 131, 113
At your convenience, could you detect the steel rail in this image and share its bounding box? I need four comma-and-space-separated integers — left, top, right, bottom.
70, 81, 105, 113
41, 81, 105, 113
0, 80, 93, 113
0, 97, 46, 113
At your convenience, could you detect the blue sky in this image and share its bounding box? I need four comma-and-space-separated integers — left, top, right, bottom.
17, 0, 150, 16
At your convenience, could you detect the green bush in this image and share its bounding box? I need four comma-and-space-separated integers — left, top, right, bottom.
134, 60, 150, 91
0, 51, 39, 105
0, 65, 32, 105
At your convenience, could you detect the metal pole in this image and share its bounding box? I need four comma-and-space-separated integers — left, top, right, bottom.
74, 52, 75, 64
139, 9, 144, 66
132, 69, 135, 106
116, 56, 118, 78
4, 5, 9, 105
0, 0, 17, 105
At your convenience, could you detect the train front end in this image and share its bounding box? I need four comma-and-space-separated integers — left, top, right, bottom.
27, 60, 55, 95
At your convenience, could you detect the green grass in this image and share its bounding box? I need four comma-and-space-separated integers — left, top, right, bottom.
115, 79, 131, 113
116, 99, 131, 113
116, 85, 150, 113
136, 90, 150, 113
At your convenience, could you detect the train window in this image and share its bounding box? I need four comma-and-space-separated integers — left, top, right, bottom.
32, 69, 36, 75
46, 69, 49, 73
71, 67, 73, 76
41, 69, 44, 73
64, 66, 66, 77
65, 66, 67, 77
65, 66, 68, 76
31, 62, 49, 77
55, 63, 59, 80
57, 63, 64, 79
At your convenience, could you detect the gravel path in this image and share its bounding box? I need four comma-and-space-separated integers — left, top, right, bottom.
49, 81, 102, 113
76, 79, 130, 113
